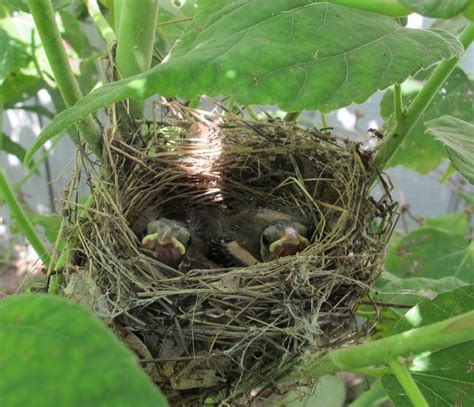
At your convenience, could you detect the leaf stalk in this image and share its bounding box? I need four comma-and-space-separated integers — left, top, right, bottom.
83, 0, 117, 48
388, 357, 429, 407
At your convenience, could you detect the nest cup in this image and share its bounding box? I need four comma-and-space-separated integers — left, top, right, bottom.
61, 104, 396, 405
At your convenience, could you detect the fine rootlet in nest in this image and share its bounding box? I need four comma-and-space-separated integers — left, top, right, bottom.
61, 103, 397, 405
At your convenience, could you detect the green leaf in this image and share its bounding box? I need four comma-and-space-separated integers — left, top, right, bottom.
425, 115, 474, 184
26, 1, 464, 164
325, 0, 411, 17
156, 0, 196, 53
385, 227, 473, 282
0, 132, 32, 166
0, 28, 14, 85
430, 15, 470, 36
1, 73, 43, 107
7, 104, 55, 119
382, 285, 474, 407
30, 213, 62, 244
423, 212, 469, 235
460, 191, 474, 205
59, 10, 86, 57
375, 276, 467, 310
6, 0, 75, 13
381, 68, 473, 173
398, 0, 470, 18
0, 294, 168, 406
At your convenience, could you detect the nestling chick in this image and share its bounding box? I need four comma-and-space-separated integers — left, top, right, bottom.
205, 208, 311, 267
142, 218, 191, 269
260, 219, 309, 262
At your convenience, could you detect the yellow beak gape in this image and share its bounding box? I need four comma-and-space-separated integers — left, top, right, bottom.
269, 235, 309, 253
142, 234, 187, 255
170, 237, 187, 255
142, 233, 160, 245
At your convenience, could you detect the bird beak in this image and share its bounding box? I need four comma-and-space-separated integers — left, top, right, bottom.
268, 228, 309, 253
142, 233, 187, 255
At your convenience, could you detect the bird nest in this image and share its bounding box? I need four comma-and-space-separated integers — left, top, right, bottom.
60, 103, 396, 405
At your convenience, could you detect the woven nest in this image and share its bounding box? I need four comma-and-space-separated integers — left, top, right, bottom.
60, 103, 396, 405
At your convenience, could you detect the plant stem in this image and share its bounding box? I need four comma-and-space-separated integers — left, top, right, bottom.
114, 0, 123, 35
115, 0, 159, 78
83, 0, 116, 48
321, 112, 329, 128
374, 22, 474, 173
394, 83, 403, 123
351, 366, 391, 377
348, 379, 387, 407
0, 170, 50, 267
284, 111, 301, 122
388, 357, 429, 407
27, 0, 101, 156
292, 310, 474, 378
115, 0, 159, 115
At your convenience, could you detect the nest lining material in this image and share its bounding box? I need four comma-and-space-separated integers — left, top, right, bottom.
61, 103, 396, 404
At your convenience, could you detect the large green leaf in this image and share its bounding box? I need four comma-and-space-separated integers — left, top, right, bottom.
375, 276, 467, 310
381, 68, 473, 173
385, 227, 473, 282
398, 0, 470, 18
425, 116, 474, 184
25, 1, 463, 165
423, 212, 469, 236
0, 294, 167, 406
325, 0, 411, 17
155, 0, 196, 53
0, 28, 14, 85
382, 285, 474, 407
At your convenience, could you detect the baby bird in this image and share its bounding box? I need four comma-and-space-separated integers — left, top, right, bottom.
260, 219, 309, 262
141, 218, 191, 269
206, 208, 310, 267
